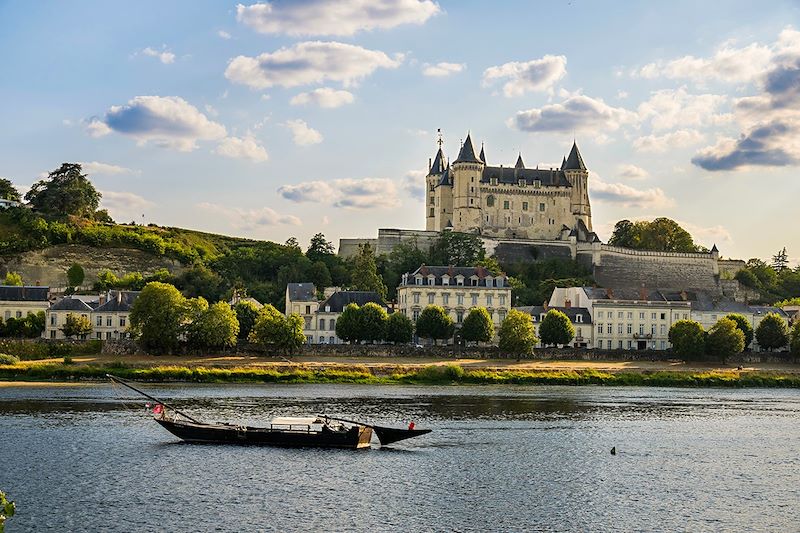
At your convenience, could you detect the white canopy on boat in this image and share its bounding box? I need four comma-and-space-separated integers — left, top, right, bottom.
270, 417, 321, 426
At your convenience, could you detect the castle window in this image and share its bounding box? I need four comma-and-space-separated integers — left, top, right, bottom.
534, 180, 541, 189
539, 203, 545, 212
503, 200, 510, 209
429, 208, 434, 217
470, 198, 474, 205
518, 179, 525, 187
486, 195, 495, 207
470, 187, 474, 193
491, 177, 498, 186
522, 202, 528, 211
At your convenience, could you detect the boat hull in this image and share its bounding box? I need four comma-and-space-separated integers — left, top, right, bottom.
155, 418, 373, 449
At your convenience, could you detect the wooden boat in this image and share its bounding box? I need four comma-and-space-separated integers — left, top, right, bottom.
107, 374, 430, 449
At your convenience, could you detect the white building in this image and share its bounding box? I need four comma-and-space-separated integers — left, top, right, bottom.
44, 291, 138, 340
516, 304, 593, 348
0, 285, 50, 322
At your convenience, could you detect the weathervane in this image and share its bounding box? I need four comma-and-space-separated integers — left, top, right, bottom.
437, 128, 443, 148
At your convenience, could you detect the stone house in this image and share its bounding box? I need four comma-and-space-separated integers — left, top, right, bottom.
0, 285, 50, 322
45, 296, 95, 340
44, 291, 139, 340
516, 304, 593, 348
285, 283, 320, 341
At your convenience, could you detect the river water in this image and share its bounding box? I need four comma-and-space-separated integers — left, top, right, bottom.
1, 384, 798, 532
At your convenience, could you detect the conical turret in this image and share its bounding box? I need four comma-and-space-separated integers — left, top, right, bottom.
515, 153, 525, 169
430, 147, 445, 175
454, 133, 481, 164
564, 141, 586, 171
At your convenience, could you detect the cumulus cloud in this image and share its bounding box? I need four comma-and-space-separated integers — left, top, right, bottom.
225, 41, 402, 89
617, 164, 649, 180
86, 96, 227, 151
236, 0, 440, 36
634, 42, 772, 83
482, 55, 566, 97
79, 162, 136, 176
510, 94, 635, 133
402, 169, 426, 200
285, 119, 323, 145
214, 136, 269, 162
290, 87, 354, 108
589, 178, 674, 209
100, 190, 155, 220
422, 62, 465, 77
141, 46, 176, 65
278, 178, 400, 209
633, 130, 705, 153
197, 202, 301, 228
636, 87, 731, 131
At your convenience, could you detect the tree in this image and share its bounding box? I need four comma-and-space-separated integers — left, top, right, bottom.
308, 261, 332, 292
306, 233, 335, 263
66, 263, 85, 288
790, 321, 800, 360
25, 163, 101, 218
429, 231, 486, 266
3, 272, 22, 286
415, 305, 455, 345
186, 302, 239, 350
359, 302, 389, 343
386, 312, 414, 344
706, 317, 745, 363
607, 219, 638, 248
461, 307, 494, 344
94, 208, 114, 223
498, 309, 538, 358
755, 313, 789, 351
772, 247, 789, 272
60, 313, 92, 339
335, 303, 361, 343
607, 218, 701, 252
1, 489, 15, 533
0, 178, 21, 202
668, 320, 706, 358
538, 309, 575, 347
129, 282, 188, 353
735, 269, 759, 289
349, 243, 387, 299
233, 300, 260, 339
724, 313, 754, 349
284, 237, 300, 250
249, 304, 306, 354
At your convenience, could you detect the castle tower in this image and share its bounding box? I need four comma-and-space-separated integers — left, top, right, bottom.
451, 133, 484, 233
563, 141, 592, 230
425, 143, 446, 231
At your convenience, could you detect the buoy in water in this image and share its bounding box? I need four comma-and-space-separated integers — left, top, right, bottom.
610, 447, 616, 455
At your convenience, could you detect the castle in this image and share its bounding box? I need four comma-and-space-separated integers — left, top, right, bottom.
425, 132, 592, 240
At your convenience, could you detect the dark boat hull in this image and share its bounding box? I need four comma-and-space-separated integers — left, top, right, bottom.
155, 418, 373, 449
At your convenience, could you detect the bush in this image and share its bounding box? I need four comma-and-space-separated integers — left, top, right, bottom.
63, 356, 74, 365
0, 353, 20, 365
414, 364, 465, 383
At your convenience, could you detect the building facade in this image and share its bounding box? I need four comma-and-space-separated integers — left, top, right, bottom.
425, 132, 592, 240
516, 305, 593, 348
397, 265, 512, 329
0, 285, 50, 322
44, 291, 138, 340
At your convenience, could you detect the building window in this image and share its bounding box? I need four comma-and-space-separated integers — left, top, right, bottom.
683, 313, 689, 320
412, 310, 420, 321
498, 311, 506, 321
456, 311, 464, 323
607, 340, 612, 349
660, 324, 666, 335
518, 178, 525, 187
503, 200, 510, 210
639, 324, 645, 335
50, 330, 56, 339
660, 313, 666, 320
119, 317, 126, 327
457, 294, 464, 305
442, 293, 449, 305
539, 203, 545, 212
597, 324, 603, 334
522, 202, 528, 211
470, 198, 474, 205
304, 317, 311, 329
305, 305, 311, 315
617, 311, 624, 319
96, 332, 102, 339
485, 195, 494, 207
491, 177, 498, 186
106, 316, 112, 327
651, 324, 657, 335
627, 323, 632, 334
50, 314, 56, 326
627, 340, 632, 349
413, 293, 420, 304
429, 207, 434, 217
627, 312, 633, 319
442, 277, 450, 286
319, 319, 326, 331
96, 316, 102, 326
597, 311, 603, 319
576, 314, 582, 323
330, 319, 336, 330
534, 180, 541, 189
471, 294, 478, 306
651, 312, 657, 320
660, 341, 667, 350
106, 332, 112, 340
486, 295, 493, 306
639, 312, 645, 320
499, 295, 506, 306
618, 340, 623, 349
306, 335, 313, 344
606, 324, 612, 334
428, 293, 435, 304
617, 324, 623, 334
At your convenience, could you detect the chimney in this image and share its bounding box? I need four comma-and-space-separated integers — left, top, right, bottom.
117, 291, 123, 304
680, 290, 687, 301
565, 299, 572, 309
639, 285, 647, 301
605, 288, 613, 299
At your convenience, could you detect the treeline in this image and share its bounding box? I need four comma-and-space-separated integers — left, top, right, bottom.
734, 249, 800, 304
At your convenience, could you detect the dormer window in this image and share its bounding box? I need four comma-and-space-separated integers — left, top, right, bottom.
427, 275, 436, 286
456, 276, 464, 286
415, 276, 423, 285
325, 305, 331, 312
496, 278, 504, 287
534, 180, 541, 189
518, 178, 525, 187
442, 275, 450, 286
576, 314, 582, 323
490, 177, 498, 186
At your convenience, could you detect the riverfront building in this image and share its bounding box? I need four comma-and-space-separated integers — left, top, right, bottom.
0, 285, 50, 321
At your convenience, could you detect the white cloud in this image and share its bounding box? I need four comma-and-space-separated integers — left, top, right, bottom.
402, 169, 426, 200
141, 46, 176, 65
86, 96, 227, 152
79, 162, 136, 176
204, 104, 219, 117
589, 178, 674, 209
510, 94, 635, 133
617, 90, 629, 99
214, 136, 269, 162
197, 202, 301, 228
218, 30, 232, 39
285, 119, 323, 145
482, 55, 567, 97
633, 129, 705, 153
100, 190, 155, 221
678, 220, 733, 246
278, 177, 400, 209
617, 164, 649, 180
290, 87, 354, 108
636, 86, 730, 131
225, 41, 402, 89
236, 0, 440, 37
422, 62, 465, 77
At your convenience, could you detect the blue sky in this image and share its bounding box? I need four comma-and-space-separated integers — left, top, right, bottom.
1, 0, 799, 263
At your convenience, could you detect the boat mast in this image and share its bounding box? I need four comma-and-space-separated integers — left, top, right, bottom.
106, 374, 202, 424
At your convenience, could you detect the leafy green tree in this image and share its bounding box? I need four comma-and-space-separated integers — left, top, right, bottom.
668, 320, 706, 358
790, 321, 800, 360
0, 178, 21, 201
335, 303, 360, 343
775, 297, 800, 308
3, 272, 22, 286
744, 258, 778, 289
308, 261, 332, 292
386, 312, 414, 344
608, 218, 701, 252
735, 269, 759, 289
234, 300, 260, 339
755, 313, 789, 351
60, 313, 93, 339
415, 305, 455, 345
129, 282, 188, 353
724, 313, 754, 349
284, 237, 300, 250
349, 243, 387, 299
461, 307, 494, 344
706, 317, 745, 364
94, 270, 119, 291
22, 311, 45, 338
306, 233, 335, 263
94, 208, 114, 223
25, 163, 101, 218
607, 219, 638, 248
249, 304, 306, 354
538, 309, 575, 347
429, 231, 486, 266
0, 489, 15, 533
380, 240, 429, 300
186, 301, 239, 350
359, 302, 389, 343
67, 263, 85, 288
498, 309, 538, 357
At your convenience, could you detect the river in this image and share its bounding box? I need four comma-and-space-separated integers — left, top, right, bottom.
1, 384, 798, 532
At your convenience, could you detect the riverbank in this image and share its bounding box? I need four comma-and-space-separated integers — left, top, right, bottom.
1, 355, 799, 387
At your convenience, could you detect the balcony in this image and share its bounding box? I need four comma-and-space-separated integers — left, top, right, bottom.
633, 333, 653, 339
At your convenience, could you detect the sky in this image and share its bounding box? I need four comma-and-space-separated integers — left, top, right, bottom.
1, 0, 799, 264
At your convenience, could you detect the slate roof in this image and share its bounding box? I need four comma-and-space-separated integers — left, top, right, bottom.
286, 283, 317, 302
514, 154, 525, 169
479, 144, 486, 163
95, 291, 140, 313
453, 133, 482, 164
50, 297, 95, 312
319, 291, 386, 313
481, 166, 571, 187
516, 305, 592, 324
564, 141, 587, 171
0, 285, 49, 302
430, 148, 446, 174
406, 265, 507, 286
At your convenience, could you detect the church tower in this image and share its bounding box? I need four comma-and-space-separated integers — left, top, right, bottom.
563, 141, 592, 230
451, 133, 484, 233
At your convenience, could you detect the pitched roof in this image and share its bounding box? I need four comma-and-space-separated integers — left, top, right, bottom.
406, 265, 507, 287
514, 154, 525, 169
430, 147, 446, 174
319, 291, 386, 313
51, 297, 95, 312
0, 285, 49, 302
564, 141, 587, 171
454, 133, 482, 164
482, 166, 570, 187
516, 305, 592, 324
95, 291, 140, 313
479, 144, 486, 163
286, 283, 317, 302
561, 156, 566, 170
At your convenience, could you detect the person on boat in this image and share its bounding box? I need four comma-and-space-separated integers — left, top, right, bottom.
408, 421, 415, 430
